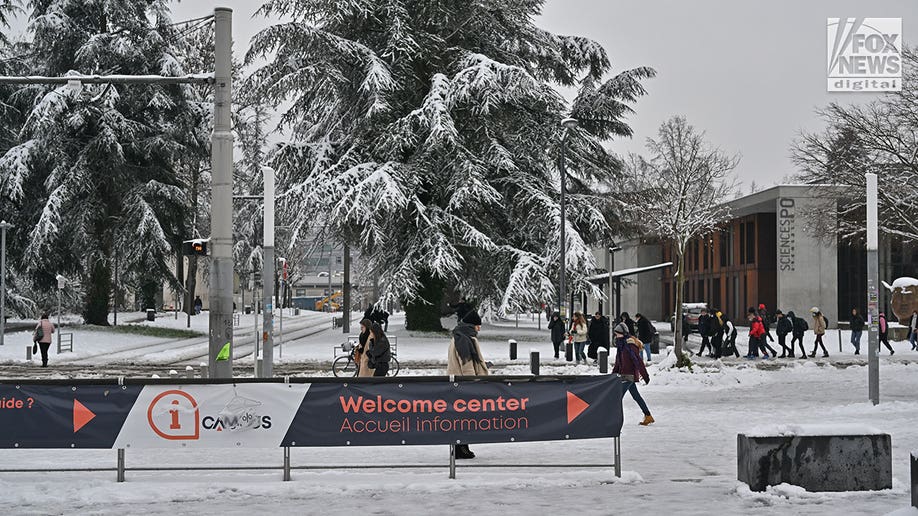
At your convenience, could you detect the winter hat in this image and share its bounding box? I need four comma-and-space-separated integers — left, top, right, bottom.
775, 309, 783, 315
462, 310, 482, 326
810, 306, 820, 314
747, 307, 756, 315
758, 303, 766, 310
613, 322, 629, 335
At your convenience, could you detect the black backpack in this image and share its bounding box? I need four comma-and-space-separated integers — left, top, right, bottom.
822, 315, 829, 328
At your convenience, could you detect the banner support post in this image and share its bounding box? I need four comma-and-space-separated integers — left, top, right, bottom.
283, 446, 291, 481
613, 437, 621, 477
117, 448, 125, 482
449, 445, 456, 479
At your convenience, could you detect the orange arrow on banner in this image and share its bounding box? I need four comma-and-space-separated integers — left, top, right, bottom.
566, 391, 589, 424
73, 399, 96, 433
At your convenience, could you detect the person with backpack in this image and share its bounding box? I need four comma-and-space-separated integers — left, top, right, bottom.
709, 309, 724, 358
33, 312, 55, 367
758, 303, 775, 344
587, 312, 609, 361
548, 312, 565, 359
722, 315, 739, 357
878, 312, 894, 355
788, 311, 808, 359
612, 323, 654, 426
697, 308, 712, 356
809, 307, 829, 358
775, 310, 794, 358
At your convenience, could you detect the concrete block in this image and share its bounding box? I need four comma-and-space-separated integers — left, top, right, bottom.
737, 427, 891, 492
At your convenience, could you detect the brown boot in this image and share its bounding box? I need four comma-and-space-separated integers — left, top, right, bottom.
639, 415, 655, 426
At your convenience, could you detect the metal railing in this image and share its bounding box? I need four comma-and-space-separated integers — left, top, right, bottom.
0, 375, 622, 483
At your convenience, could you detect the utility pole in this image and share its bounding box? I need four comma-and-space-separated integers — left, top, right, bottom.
0, 221, 11, 347
866, 173, 879, 405
261, 166, 275, 377
209, 7, 234, 378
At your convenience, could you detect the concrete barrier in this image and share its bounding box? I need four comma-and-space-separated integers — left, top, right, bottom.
737, 425, 891, 492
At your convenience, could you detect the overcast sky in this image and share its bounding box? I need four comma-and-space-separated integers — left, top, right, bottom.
10, 1, 918, 189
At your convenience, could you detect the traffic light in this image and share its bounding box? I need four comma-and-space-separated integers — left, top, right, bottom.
182, 238, 209, 256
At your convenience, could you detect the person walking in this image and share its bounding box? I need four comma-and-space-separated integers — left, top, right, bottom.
723, 315, 739, 357
548, 312, 565, 359
193, 296, 203, 315
635, 313, 654, 363
775, 310, 793, 358
745, 307, 767, 359
697, 308, 712, 356
759, 304, 775, 344
33, 312, 55, 367
618, 312, 636, 337
809, 307, 829, 358
849, 308, 865, 355
907, 310, 918, 351
878, 312, 894, 355
570, 312, 589, 364
587, 312, 607, 361
612, 323, 654, 426
447, 310, 488, 459
710, 309, 724, 358
788, 311, 808, 359
681, 313, 692, 353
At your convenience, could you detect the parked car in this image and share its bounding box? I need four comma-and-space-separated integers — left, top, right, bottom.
670, 303, 708, 333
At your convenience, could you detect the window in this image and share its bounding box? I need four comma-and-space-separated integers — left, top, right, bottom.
335, 256, 343, 265
703, 238, 709, 270
739, 223, 746, 264
295, 289, 306, 296
720, 229, 733, 267
745, 222, 755, 264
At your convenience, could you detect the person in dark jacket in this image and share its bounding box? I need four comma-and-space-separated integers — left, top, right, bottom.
878, 312, 894, 355
788, 311, 808, 359
548, 312, 565, 359
758, 303, 775, 343
849, 308, 864, 355
365, 322, 392, 377
193, 296, 203, 315
709, 310, 724, 358
635, 313, 654, 362
775, 310, 794, 358
908, 310, 918, 351
587, 312, 609, 360
681, 313, 691, 352
612, 323, 654, 426
697, 308, 712, 356
618, 312, 636, 337
722, 315, 739, 357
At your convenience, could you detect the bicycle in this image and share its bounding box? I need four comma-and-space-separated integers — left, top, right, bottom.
332, 337, 400, 377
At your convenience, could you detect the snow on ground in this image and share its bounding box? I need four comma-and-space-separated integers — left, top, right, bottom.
1, 311, 917, 514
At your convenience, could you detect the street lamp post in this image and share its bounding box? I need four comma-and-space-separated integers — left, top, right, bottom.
0, 221, 12, 347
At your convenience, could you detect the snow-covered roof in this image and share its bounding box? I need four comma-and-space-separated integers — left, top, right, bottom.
743, 423, 886, 437
586, 262, 673, 282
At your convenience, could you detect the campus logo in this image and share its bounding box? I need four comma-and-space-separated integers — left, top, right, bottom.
827, 18, 901, 92
147, 390, 200, 440
201, 393, 272, 432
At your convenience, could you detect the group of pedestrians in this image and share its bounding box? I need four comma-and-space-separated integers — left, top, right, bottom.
548, 310, 655, 365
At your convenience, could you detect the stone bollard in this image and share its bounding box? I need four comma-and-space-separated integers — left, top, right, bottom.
598, 349, 609, 374
912, 451, 917, 509
200, 363, 209, 379
185, 365, 194, 379
26, 345, 32, 361
565, 340, 573, 362
256, 358, 263, 378
530, 349, 540, 375
169, 369, 178, 379
509, 339, 517, 360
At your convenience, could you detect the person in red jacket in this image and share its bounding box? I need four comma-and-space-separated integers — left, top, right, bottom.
745, 307, 773, 359
612, 322, 654, 426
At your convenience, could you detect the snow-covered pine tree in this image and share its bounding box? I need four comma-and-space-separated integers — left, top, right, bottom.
246, 0, 654, 330
0, 1, 194, 324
